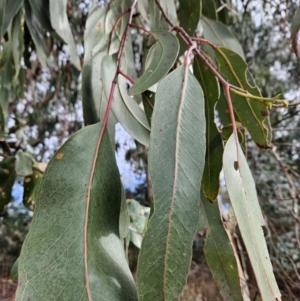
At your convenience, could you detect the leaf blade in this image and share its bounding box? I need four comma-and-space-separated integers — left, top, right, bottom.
223, 135, 281, 301
129, 31, 179, 95
137, 66, 206, 300
199, 193, 242, 301
16, 123, 138, 301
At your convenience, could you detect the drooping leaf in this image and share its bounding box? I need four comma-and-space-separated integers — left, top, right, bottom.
102, 55, 150, 146
0, 156, 15, 212
129, 31, 179, 95
178, 0, 201, 56
119, 75, 150, 131
201, 0, 218, 20
127, 199, 150, 249
10, 258, 18, 281
199, 192, 242, 301
148, 0, 169, 32
16, 152, 33, 176
0, 1, 6, 37
49, 0, 81, 70
223, 134, 281, 301
142, 90, 155, 126
202, 17, 245, 59
291, 6, 300, 57
81, 3, 107, 125
137, 66, 206, 300
11, 7, 23, 79
28, 0, 53, 34
194, 56, 223, 201
119, 186, 130, 239
1, 0, 23, 36
23, 170, 42, 210
16, 123, 138, 301
24, 0, 47, 67
215, 47, 270, 148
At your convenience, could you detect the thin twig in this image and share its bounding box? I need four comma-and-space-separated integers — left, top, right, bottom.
119, 70, 135, 84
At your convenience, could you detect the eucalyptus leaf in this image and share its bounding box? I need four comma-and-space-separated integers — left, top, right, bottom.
16, 123, 138, 301
215, 47, 270, 148
223, 134, 281, 301
129, 31, 179, 95
137, 66, 205, 300
1, 0, 23, 36
16, 152, 33, 176
199, 192, 242, 301
102, 55, 150, 146
194, 56, 223, 201
291, 6, 300, 57
49, 0, 81, 70
23, 170, 42, 211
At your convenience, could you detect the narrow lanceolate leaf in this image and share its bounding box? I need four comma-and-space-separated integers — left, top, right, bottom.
199, 192, 242, 301
81, 4, 107, 125
223, 135, 281, 301
102, 55, 150, 146
137, 66, 206, 301
0, 157, 15, 211
142, 90, 155, 126
1, 0, 23, 36
291, 6, 300, 57
178, 0, 201, 55
215, 47, 270, 148
24, 1, 48, 67
16, 123, 138, 301
194, 57, 223, 201
129, 31, 179, 95
201, 0, 217, 20
49, 0, 81, 70
202, 17, 245, 59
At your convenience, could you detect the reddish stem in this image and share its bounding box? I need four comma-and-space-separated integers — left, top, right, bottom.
119, 70, 135, 84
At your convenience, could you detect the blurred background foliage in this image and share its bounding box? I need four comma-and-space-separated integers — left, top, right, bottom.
0, 0, 300, 300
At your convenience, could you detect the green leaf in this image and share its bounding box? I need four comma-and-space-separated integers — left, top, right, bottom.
10, 258, 19, 281
149, 0, 169, 32
119, 75, 150, 131
24, 0, 48, 67
28, 0, 53, 33
199, 192, 242, 301
215, 47, 270, 148
179, 0, 200, 34
0, 156, 15, 212
81, 4, 107, 125
0, 0, 6, 37
119, 186, 130, 239
178, 0, 201, 56
223, 134, 281, 301
1, 0, 23, 36
137, 66, 206, 300
11, 7, 23, 79
16, 123, 138, 301
201, 0, 217, 20
194, 56, 223, 201
23, 170, 42, 210
102, 55, 150, 146
129, 31, 179, 95
16, 152, 33, 176
291, 6, 300, 57
202, 17, 245, 59
142, 90, 155, 126
127, 199, 150, 249
49, 0, 81, 70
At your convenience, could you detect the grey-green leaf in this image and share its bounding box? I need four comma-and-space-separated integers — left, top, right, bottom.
49, 0, 81, 70
1, 0, 23, 36
201, 17, 245, 59
199, 192, 242, 301
102, 55, 150, 146
16, 123, 138, 301
223, 134, 281, 301
137, 66, 206, 300
129, 31, 179, 95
